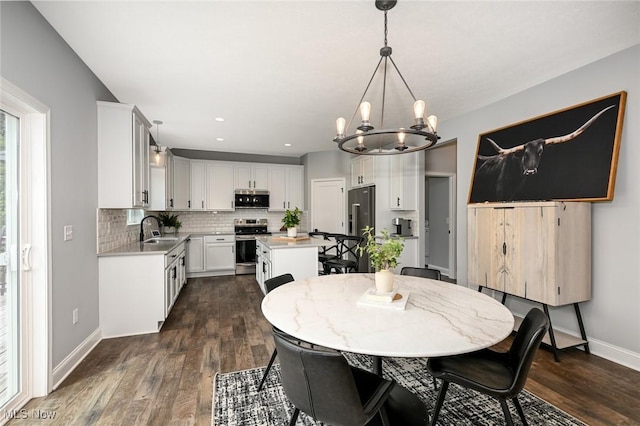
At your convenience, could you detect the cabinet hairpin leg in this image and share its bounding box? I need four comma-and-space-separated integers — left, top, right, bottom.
542, 304, 562, 362
574, 303, 591, 354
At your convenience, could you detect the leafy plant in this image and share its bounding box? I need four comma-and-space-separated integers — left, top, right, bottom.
158, 212, 182, 230
359, 226, 404, 271
281, 207, 301, 229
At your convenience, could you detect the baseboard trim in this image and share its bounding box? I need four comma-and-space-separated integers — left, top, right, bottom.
52, 328, 102, 390
513, 313, 640, 372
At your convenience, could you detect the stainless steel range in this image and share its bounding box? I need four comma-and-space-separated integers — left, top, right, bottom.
234, 219, 270, 275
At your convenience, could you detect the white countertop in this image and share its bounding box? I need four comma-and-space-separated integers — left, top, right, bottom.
256, 235, 328, 249
262, 274, 514, 358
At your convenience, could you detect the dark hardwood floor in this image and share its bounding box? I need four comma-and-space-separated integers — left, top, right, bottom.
11, 276, 640, 425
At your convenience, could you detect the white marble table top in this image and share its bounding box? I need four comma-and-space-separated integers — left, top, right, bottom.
261, 274, 514, 358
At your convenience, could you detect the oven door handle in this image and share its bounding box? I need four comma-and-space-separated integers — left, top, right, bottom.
235, 235, 257, 241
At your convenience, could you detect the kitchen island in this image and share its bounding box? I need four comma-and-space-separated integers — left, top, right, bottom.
255, 235, 327, 294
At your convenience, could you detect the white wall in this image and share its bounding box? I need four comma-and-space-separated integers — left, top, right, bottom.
438, 45, 640, 366
0, 2, 117, 367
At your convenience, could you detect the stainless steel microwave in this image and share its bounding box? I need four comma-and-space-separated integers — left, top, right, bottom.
234, 190, 269, 209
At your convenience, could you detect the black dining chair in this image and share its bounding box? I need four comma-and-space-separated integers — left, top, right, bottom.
426, 308, 549, 426
257, 273, 295, 391
324, 235, 363, 274
400, 267, 441, 281
309, 231, 339, 274
272, 328, 429, 426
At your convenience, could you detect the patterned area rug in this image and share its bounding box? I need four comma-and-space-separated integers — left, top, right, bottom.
212, 353, 585, 425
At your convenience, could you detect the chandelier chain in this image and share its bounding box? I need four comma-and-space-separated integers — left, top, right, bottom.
383, 11, 388, 47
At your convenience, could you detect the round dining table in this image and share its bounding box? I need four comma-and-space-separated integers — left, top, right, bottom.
261, 273, 514, 374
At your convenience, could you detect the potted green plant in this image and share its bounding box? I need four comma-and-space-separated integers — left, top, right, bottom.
281, 207, 301, 238
359, 226, 404, 293
158, 212, 182, 234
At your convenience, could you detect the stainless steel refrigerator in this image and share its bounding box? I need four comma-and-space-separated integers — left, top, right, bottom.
348, 185, 375, 272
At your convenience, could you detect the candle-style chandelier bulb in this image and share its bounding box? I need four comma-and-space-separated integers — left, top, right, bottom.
358, 101, 374, 131
395, 129, 408, 151
355, 130, 367, 152
427, 115, 438, 133
336, 117, 346, 138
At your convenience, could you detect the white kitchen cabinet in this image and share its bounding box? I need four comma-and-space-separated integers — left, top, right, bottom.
268, 165, 305, 211
206, 162, 235, 211
351, 156, 375, 188
186, 236, 205, 274
172, 156, 191, 210
256, 238, 319, 294
97, 101, 151, 208
395, 238, 419, 271
204, 235, 235, 274
149, 149, 174, 210
99, 240, 186, 338
187, 234, 235, 277
389, 153, 418, 210
235, 163, 269, 190
190, 160, 206, 210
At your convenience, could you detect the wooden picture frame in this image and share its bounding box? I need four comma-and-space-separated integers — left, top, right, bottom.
468, 91, 626, 203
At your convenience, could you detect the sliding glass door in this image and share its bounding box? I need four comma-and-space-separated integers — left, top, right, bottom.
0, 109, 24, 410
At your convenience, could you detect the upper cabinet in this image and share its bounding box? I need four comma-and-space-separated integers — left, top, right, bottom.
172, 156, 191, 210
389, 153, 418, 210
268, 165, 304, 211
206, 162, 235, 211
190, 160, 207, 210
351, 156, 375, 187
98, 101, 151, 208
234, 163, 269, 190
149, 148, 174, 211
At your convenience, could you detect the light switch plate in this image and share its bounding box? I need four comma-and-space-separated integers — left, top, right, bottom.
64, 225, 73, 241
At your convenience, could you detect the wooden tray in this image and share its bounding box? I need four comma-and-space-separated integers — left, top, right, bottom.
273, 236, 311, 242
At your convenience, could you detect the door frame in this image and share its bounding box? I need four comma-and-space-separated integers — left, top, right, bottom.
310, 178, 346, 234
1, 78, 52, 404
425, 172, 457, 279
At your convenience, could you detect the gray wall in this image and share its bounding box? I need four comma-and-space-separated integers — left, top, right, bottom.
0, 2, 117, 366
438, 45, 640, 359
301, 150, 351, 209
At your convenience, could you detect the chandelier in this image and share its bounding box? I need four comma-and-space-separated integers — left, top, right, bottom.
333, 0, 439, 155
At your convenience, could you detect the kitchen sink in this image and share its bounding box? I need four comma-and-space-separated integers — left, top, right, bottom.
144, 237, 179, 244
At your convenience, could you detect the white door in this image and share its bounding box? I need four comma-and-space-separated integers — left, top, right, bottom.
0, 81, 50, 414
310, 179, 346, 234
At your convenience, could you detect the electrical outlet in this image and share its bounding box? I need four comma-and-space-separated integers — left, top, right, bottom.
72, 308, 79, 325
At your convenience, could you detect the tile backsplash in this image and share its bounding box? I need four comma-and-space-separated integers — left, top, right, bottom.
97, 208, 309, 254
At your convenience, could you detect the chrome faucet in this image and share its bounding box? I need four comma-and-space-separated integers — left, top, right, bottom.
140, 215, 160, 242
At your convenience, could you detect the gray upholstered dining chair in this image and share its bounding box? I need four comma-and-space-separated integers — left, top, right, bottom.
426, 308, 549, 426
272, 328, 429, 426
257, 273, 295, 391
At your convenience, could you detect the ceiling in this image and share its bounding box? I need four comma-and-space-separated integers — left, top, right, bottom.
33, 1, 640, 158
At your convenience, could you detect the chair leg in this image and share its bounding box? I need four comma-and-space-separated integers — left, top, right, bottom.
432, 377, 438, 391
499, 398, 515, 426
289, 408, 300, 426
258, 348, 278, 391
512, 396, 528, 426
429, 381, 449, 426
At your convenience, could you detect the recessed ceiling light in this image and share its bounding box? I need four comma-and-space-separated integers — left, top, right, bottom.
284, 143, 292, 147
216, 138, 224, 142
215, 117, 225, 122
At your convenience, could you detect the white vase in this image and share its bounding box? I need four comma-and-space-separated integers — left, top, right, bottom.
375, 269, 394, 293
287, 227, 297, 238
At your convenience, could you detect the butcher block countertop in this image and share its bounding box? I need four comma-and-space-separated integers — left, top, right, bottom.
256, 235, 328, 249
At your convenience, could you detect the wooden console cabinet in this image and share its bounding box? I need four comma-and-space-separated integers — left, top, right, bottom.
467, 201, 591, 360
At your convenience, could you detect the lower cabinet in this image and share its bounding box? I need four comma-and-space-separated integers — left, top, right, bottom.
256, 239, 318, 294
187, 234, 235, 277
99, 241, 186, 338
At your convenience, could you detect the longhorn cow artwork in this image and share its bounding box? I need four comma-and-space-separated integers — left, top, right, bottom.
468, 92, 626, 203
